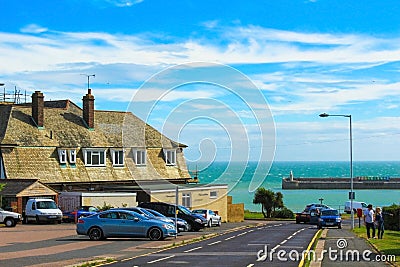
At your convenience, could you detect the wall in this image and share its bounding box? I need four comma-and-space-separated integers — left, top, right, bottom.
227, 196, 244, 222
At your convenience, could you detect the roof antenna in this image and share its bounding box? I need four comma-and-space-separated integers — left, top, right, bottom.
80, 74, 95, 92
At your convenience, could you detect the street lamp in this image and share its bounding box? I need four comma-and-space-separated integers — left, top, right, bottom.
319, 112, 354, 229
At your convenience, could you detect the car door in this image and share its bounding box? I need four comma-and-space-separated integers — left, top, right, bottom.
118, 211, 147, 237
98, 211, 121, 236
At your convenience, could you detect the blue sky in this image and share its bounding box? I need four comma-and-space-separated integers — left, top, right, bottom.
1, 0, 400, 163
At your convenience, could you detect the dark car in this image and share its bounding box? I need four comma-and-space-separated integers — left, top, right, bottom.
296, 203, 330, 224
76, 209, 176, 241
143, 208, 189, 232
138, 202, 207, 231
63, 206, 99, 223
317, 209, 342, 229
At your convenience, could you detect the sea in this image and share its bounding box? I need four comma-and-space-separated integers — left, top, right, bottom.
190, 161, 400, 213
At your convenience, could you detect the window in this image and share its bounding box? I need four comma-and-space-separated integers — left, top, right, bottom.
133, 149, 146, 166
182, 193, 191, 208
58, 149, 67, 164
164, 149, 176, 166
68, 149, 76, 164
111, 149, 124, 166
210, 191, 218, 199
83, 148, 106, 166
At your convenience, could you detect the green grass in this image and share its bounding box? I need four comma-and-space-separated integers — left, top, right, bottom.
244, 210, 265, 219
353, 226, 399, 266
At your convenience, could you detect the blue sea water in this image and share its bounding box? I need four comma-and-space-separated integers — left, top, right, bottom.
191, 161, 400, 213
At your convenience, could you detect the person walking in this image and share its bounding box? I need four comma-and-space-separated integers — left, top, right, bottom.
364, 204, 376, 239
375, 207, 384, 239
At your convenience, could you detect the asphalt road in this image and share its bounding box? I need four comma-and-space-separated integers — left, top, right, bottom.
108, 222, 319, 267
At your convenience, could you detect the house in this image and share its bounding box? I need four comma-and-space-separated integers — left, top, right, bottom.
0, 89, 229, 220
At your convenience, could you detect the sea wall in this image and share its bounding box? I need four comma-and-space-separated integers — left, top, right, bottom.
282, 178, 400, 190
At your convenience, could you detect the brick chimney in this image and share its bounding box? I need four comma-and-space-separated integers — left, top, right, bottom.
82, 89, 95, 129
32, 91, 44, 128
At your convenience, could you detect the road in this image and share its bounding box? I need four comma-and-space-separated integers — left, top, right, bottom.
108, 222, 318, 267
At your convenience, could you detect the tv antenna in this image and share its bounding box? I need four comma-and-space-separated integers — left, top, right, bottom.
81, 74, 95, 90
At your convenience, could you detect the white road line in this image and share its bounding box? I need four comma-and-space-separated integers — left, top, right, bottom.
247, 264, 255, 267
287, 235, 294, 239
237, 232, 247, 236
272, 244, 280, 251
225, 236, 236, 240
208, 240, 222, 246
184, 246, 202, 253
147, 255, 175, 264
280, 239, 288, 245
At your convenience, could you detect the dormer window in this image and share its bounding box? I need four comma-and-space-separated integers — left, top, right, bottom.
133, 149, 146, 166
68, 149, 76, 164
58, 149, 67, 164
163, 149, 176, 166
111, 149, 124, 166
83, 148, 106, 167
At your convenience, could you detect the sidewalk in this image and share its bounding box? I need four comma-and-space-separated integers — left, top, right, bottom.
310, 224, 389, 267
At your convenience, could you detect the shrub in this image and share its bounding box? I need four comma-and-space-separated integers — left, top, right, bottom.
383, 204, 400, 231
273, 207, 294, 219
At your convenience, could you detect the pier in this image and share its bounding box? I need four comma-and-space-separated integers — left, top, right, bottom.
282, 175, 400, 190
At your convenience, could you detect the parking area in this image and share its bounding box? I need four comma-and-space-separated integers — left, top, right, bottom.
0, 220, 264, 267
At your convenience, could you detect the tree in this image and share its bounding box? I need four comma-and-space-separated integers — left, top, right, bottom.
253, 187, 275, 218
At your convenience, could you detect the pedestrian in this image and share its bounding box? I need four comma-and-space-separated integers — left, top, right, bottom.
363, 204, 376, 239
375, 207, 384, 239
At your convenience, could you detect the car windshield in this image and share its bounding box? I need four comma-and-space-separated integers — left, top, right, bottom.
322, 210, 339, 216
139, 208, 156, 217
36, 201, 57, 209
192, 209, 206, 214
178, 205, 192, 215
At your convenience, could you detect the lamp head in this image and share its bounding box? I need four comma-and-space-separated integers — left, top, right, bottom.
319, 113, 329, 118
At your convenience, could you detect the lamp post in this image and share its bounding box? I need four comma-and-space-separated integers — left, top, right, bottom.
319, 113, 354, 229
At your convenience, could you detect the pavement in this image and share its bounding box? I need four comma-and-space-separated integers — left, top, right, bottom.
310, 223, 393, 267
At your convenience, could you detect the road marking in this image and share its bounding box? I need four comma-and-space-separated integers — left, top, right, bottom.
208, 240, 221, 246
272, 244, 280, 251
247, 264, 255, 267
280, 239, 287, 245
225, 236, 236, 240
147, 255, 175, 264
237, 232, 247, 236
184, 246, 202, 253
287, 235, 294, 239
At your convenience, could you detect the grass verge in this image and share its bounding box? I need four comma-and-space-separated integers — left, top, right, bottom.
353, 226, 399, 266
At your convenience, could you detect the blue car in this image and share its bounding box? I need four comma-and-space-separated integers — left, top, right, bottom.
317, 209, 342, 229
63, 206, 99, 223
76, 209, 176, 241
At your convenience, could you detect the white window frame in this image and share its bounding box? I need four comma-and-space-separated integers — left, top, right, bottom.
210, 191, 218, 199
82, 148, 106, 167
182, 193, 191, 208
58, 149, 67, 164
133, 149, 146, 166
163, 149, 177, 166
111, 149, 124, 166
68, 149, 76, 164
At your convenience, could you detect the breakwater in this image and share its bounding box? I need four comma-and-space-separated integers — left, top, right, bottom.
282, 176, 400, 189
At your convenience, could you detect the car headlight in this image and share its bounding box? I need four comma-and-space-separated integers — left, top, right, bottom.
336, 218, 341, 222
162, 224, 175, 230
195, 218, 202, 223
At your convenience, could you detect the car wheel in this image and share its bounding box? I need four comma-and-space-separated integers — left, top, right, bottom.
187, 223, 192, 232
207, 220, 212, 228
36, 215, 40, 224
148, 227, 163, 241
217, 219, 221, 227
338, 224, 342, 229
88, 227, 104, 241
4, 218, 15, 227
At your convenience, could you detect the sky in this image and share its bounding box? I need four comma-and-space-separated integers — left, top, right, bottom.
1, 0, 400, 165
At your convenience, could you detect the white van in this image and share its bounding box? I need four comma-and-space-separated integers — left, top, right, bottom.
24, 198, 63, 224
344, 201, 368, 214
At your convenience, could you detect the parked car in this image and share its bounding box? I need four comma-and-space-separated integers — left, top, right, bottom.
317, 209, 342, 229
110, 207, 174, 224
24, 198, 63, 224
296, 203, 330, 224
63, 206, 99, 222
138, 202, 207, 231
344, 201, 367, 214
76, 209, 176, 241
192, 209, 221, 227
0, 208, 22, 227
143, 208, 189, 232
